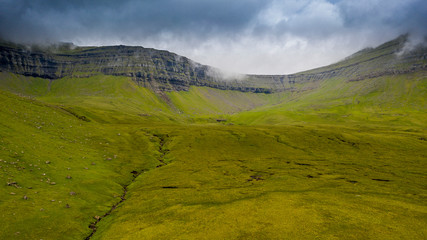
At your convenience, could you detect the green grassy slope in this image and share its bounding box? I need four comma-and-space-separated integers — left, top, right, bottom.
0, 72, 177, 123
232, 71, 427, 127
5, 69, 424, 129
0, 90, 163, 239
0, 72, 284, 123
0, 35, 426, 240
167, 86, 283, 116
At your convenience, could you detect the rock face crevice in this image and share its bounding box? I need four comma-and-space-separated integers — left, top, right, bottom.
1, 35, 426, 93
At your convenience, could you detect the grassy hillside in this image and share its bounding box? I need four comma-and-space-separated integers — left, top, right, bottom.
167, 86, 283, 116
0, 89, 168, 239
232, 71, 427, 127
0, 72, 178, 123
0, 35, 426, 240
3, 69, 424, 128
0, 72, 284, 123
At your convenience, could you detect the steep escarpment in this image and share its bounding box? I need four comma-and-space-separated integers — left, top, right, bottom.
1, 35, 426, 93
0, 43, 201, 91
0, 42, 273, 93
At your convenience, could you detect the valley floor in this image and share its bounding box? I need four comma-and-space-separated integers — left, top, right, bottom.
90, 124, 427, 240
1, 95, 426, 239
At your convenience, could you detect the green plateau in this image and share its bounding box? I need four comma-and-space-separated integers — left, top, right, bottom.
0, 35, 426, 240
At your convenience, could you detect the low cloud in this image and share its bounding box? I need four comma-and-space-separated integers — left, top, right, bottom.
206, 67, 245, 81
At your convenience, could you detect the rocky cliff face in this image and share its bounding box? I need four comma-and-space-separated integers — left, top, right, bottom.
1, 35, 426, 93
0, 43, 216, 91
0, 43, 276, 93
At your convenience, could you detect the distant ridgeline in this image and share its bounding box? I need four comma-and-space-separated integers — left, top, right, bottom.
0, 35, 426, 93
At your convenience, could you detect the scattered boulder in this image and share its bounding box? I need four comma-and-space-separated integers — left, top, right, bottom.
66, 175, 72, 179
23, 195, 28, 200
249, 175, 264, 181
7, 181, 19, 188
65, 204, 70, 208
69, 191, 76, 196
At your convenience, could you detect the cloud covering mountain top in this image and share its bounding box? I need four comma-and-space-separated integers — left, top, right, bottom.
1, 0, 426, 74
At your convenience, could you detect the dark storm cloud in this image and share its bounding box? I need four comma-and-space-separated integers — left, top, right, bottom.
336, 0, 427, 33
0, 0, 426, 74
0, 0, 269, 43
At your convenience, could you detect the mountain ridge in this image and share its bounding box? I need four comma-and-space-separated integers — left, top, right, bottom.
1, 35, 426, 94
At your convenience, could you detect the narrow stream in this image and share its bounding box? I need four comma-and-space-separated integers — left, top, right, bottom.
84, 133, 169, 240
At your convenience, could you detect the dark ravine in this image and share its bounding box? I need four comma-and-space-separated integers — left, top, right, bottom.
84, 133, 170, 240
84, 171, 141, 240
1, 35, 426, 94
153, 133, 169, 168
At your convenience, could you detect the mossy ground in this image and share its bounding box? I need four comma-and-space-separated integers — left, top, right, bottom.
0, 72, 426, 239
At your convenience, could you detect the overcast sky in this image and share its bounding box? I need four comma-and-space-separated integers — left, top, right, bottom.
1, 0, 426, 74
